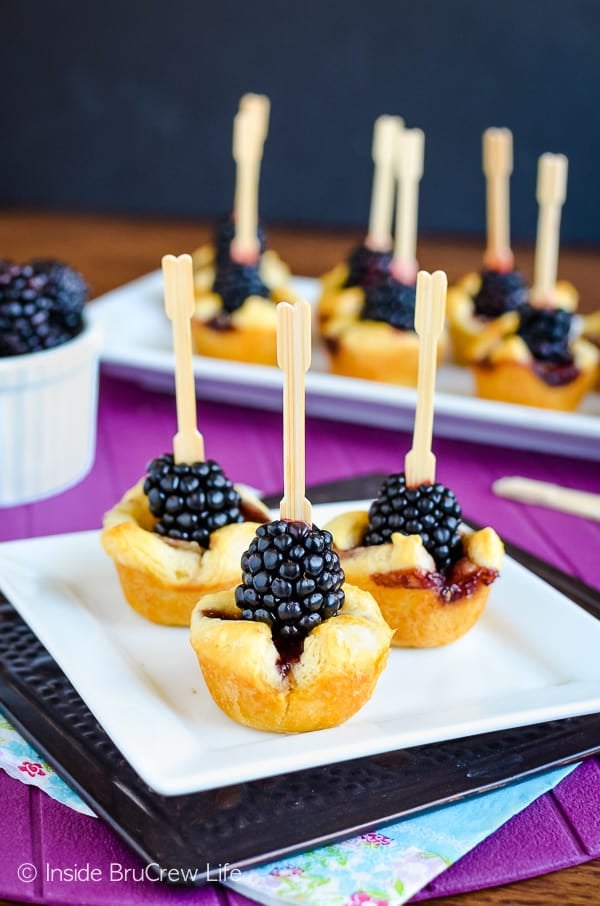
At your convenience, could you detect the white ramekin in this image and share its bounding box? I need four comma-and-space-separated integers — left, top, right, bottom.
0, 320, 103, 506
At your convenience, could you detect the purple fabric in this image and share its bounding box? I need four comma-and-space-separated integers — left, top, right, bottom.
1, 372, 600, 906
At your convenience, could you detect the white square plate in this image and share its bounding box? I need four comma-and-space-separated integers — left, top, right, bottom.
88, 272, 600, 459
1, 500, 599, 796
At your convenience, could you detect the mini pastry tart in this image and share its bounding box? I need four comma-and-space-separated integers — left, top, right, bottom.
322, 307, 446, 386
582, 311, 600, 389
473, 335, 599, 411
324, 510, 504, 648
189, 583, 393, 733
101, 481, 270, 626
317, 261, 353, 329
191, 245, 299, 366
447, 273, 577, 366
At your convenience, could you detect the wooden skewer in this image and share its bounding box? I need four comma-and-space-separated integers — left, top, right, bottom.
366, 115, 404, 252
239, 93, 271, 146
531, 153, 568, 306
493, 476, 600, 522
231, 108, 263, 263
405, 270, 447, 487
277, 300, 312, 525
482, 127, 514, 271
162, 254, 204, 464
392, 128, 425, 286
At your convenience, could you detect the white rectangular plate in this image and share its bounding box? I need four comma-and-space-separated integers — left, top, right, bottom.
1, 500, 600, 797
89, 271, 600, 459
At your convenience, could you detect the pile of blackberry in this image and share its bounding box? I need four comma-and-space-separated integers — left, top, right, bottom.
364, 473, 463, 572
0, 259, 88, 357
144, 455, 243, 548
344, 245, 392, 289
472, 269, 528, 319
214, 215, 267, 269
517, 304, 573, 363
212, 259, 270, 315
361, 277, 416, 331
235, 520, 345, 640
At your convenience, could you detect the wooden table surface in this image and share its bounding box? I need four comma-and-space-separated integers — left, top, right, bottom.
0, 211, 598, 906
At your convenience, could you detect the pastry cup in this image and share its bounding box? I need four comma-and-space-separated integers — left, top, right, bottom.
582, 311, 600, 389
324, 510, 504, 648
317, 262, 353, 329
101, 480, 270, 626
447, 273, 579, 366
322, 310, 446, 386
191, 247, 301, 366
190, 583, 393, 733
473, 335, 599, 411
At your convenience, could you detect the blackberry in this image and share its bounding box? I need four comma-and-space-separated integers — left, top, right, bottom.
212, 258, 270, 315
344, 244, 392, 289
30, 259, 88, 334
361, 277, 416, 331
517, 304, 573, 364
214, 214, 267, 269
0, 260, 81, 357
143, 454, 243, 548
364, 473, 462, 572
473, 269, 528, 319
235, 520, 345, 640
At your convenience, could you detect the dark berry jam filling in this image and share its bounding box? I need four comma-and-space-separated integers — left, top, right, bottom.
212, 259, 270, 315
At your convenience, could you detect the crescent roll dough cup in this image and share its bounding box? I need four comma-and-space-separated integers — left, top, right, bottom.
324, 510, 504, 648
101, 480, 270, 626
190, 583, 393, 733
473, 335, 598, 411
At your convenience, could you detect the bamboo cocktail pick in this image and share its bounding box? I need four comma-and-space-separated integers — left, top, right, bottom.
239, 92, 271, 146
277, 300, 312, 526
162, 254, 205, 464
493, 476, 600, 522
366, 115, 404, 252
482, 127, 514, 271
531, 152, 568, 306
393, 128, 425, 286
405, 270, 447, 487
231, 107, 263, 263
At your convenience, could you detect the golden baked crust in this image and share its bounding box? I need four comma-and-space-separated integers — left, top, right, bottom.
447, 273, 579, 366
473, 335, 599, 411
190, 583, 393, 733
191, 245, 299, 366
582, 311, 600, 389
101, 479, 270, 626
324, 509, 504, 648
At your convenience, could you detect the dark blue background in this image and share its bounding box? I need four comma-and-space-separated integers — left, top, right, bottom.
2, 0, 598, 241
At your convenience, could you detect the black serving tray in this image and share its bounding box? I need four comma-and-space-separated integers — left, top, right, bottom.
1, 474, 599, 886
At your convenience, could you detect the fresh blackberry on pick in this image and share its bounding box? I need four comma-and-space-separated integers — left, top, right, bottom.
473, 269, 528, 319
344, 244, 392, 289
235, 520, 345, 640
364, 473, 462, 572
517, 304, 573, 364
214, 215, 267, 268
143, 454, 243, 548
212, 258, 270, 315
361, 276, 416, 331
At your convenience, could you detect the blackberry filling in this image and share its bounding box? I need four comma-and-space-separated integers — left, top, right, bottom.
235, 520, 345, 659
364, 473, 462, 572
212, 259, 270, 315
344, 244, 392, 289
214, 215, 267, 269
143, 455, 243, 548
472, 269, 528, 319
0, 259, 88, 357
361, 277, 416, 331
